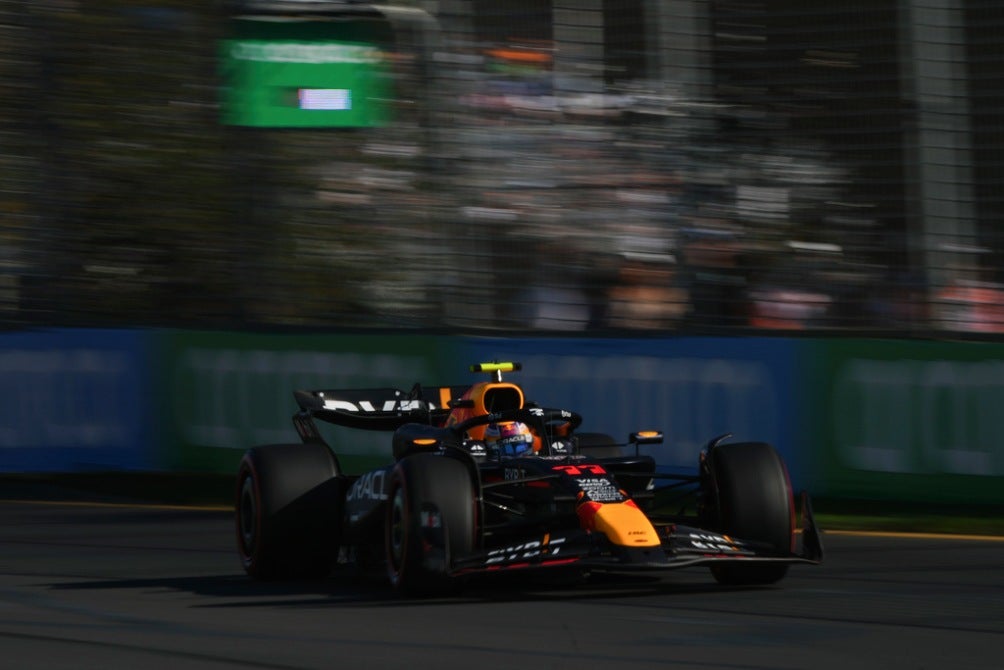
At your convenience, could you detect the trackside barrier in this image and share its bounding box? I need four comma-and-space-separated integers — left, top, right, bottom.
453, 337, 801, 482
804, 338, 1004, 504
1, 329, 1003, 504
0, 329, 154, 471
159, 331, 443, 473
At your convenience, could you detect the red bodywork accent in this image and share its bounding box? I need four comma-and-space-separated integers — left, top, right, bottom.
482, 557, 579, 572
576, 501, 602, 530
552, 464, 607, 476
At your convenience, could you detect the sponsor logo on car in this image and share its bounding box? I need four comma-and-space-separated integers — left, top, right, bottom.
576, 477, 624, 502
324, 399, 430, 413
347, 470, 388, 502
485, 536, 567, 565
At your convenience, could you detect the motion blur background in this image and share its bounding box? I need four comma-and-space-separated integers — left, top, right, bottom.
3, 0, 1003, 335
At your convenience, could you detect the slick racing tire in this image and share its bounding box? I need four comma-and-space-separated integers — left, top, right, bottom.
385, 454, 477, 597
704, 441, 794, 586
236, 444, 344, 581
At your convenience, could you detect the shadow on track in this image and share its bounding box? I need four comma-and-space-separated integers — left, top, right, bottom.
46, 567, 765, 610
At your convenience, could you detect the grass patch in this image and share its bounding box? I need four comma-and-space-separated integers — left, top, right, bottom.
810, 497, 1004, 536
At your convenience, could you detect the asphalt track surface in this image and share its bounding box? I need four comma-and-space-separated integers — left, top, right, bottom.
1, 501, 1002, 670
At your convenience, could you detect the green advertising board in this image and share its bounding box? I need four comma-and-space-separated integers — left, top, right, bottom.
159, 331, 447, 474
804, 338, 1004, 504
220, 18, 392, 128
152, 329, 1004, 505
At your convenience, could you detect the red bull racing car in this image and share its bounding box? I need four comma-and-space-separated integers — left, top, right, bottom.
236, 362, 823, 596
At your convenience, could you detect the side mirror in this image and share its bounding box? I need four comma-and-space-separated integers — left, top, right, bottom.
629, 431, 664, 445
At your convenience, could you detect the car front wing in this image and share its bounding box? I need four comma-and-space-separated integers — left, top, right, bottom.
450, 492, 824, 576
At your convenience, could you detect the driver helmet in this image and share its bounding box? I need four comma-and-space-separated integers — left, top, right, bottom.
485, 421, 535, 456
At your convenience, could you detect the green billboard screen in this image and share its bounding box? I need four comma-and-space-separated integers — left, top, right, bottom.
221, 20, 392, 128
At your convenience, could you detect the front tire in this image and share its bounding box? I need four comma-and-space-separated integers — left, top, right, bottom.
236, 443, 343, 580
703, 441, 794, 586
385, 454, 477, 597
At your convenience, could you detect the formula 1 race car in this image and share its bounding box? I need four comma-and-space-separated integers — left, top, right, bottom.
235, 362, 823, 596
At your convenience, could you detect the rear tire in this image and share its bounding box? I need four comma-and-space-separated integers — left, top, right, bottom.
385, 454, 476, 597
704, 441, 794, 586
236, 444, 343, 581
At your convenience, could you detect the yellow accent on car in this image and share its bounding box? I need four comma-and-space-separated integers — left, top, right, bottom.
413, 438, 438, 446
470, 362, 516, 373
590, 503, 661, 547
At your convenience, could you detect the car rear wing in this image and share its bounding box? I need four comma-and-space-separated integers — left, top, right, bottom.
293, 384, 471, 431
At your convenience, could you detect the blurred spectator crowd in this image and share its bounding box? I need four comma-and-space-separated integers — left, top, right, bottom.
1, 1, 1003, 335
